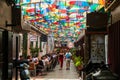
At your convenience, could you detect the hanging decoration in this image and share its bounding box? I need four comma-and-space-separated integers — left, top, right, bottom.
20, 0, 105, 42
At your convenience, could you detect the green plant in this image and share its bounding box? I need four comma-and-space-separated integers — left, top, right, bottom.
22, 49, 27, 58
30, 47, 39, 57
70, 47, 77, 55
74, 56, 83, 67
22, 33, 28, 58
71, 49, 83, 68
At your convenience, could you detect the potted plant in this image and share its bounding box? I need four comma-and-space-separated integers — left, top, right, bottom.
75, 56, 83, 70
72, 54, 83, 70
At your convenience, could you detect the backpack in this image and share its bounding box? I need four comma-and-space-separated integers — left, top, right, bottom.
66, 53, 71, 59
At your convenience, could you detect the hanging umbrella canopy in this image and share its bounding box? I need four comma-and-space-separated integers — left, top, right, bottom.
20, 0, 105, 42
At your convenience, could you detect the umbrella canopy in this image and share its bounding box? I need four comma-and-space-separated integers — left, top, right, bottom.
19, 0, 105, 42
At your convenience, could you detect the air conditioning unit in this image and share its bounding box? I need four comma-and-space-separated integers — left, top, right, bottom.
86, 12, 108, 27
12, 6, 21, 26
12, 6, 22, 32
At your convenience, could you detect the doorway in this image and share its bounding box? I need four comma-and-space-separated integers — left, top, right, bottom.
0, 29, 13, 80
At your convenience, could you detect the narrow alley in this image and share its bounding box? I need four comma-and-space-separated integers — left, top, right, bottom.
0, 0, 120, 80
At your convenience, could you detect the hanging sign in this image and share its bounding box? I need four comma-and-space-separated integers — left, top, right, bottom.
30, 35, 37, 41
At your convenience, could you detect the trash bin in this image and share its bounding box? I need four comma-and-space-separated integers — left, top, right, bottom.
93, 69, 119, 80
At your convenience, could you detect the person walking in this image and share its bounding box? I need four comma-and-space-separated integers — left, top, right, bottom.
58, 50, 64, 70
65, 50, 72, 70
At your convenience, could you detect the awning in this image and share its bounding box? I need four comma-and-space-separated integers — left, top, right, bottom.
21, 20, 31, 32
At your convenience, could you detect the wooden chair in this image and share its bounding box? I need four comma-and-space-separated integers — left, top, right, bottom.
28, 62, 36, 76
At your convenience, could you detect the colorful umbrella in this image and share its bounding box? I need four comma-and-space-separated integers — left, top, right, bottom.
20, 0, 105, 41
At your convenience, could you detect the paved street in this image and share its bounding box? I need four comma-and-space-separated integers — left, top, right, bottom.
31, 60, 80, 80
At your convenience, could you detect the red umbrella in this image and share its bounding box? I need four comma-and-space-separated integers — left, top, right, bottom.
69, 1, 76, 5
26, 8, 34, 12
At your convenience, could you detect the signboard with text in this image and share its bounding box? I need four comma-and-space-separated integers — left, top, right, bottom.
30, 35, 37, 41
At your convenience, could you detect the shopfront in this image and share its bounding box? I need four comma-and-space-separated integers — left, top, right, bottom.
0, 29, 13, 80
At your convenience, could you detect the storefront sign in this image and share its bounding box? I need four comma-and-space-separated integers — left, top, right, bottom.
30, 35, 37, 41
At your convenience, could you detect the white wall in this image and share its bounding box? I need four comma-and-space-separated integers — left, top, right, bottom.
19, 34, 23, 56
48, 34, 54, 53
105, 35, 108, 64
12, 33, 21, 59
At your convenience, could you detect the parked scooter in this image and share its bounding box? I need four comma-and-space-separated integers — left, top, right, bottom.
83, 62, 119, 80
19, 63, 30, 80
92, 63, 119, 80
81, 60, 99, 80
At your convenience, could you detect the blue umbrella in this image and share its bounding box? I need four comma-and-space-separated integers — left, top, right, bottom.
76, 1, 89, 7
44, 0, 55, 4
78, 9, 86, 13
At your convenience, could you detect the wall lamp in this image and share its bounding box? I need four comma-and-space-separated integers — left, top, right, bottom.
5, 21, 16, 27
